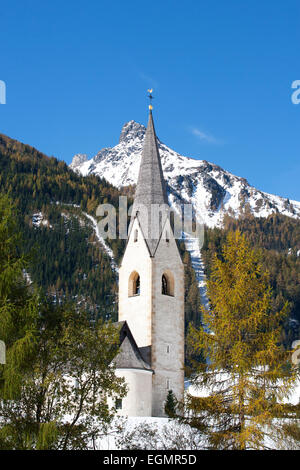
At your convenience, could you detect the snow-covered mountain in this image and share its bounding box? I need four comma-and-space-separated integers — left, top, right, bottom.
70, 120, 300, 228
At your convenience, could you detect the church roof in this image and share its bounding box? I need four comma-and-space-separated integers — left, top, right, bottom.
113, 321, 152, 372
129, 110, 169, 256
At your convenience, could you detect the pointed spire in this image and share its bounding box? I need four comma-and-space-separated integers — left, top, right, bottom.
130, 110, 169, 256
134, 110, 168, 207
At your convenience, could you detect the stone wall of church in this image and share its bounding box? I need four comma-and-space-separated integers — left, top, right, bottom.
151, 221, 185, 417
118, 218, 153, 348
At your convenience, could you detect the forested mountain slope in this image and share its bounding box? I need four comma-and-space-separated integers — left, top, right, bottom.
0, 133, 201, 324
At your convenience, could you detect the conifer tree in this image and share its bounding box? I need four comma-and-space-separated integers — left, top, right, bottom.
0, 194, 38, 399
164, 390, 177, 418
185, 231, 299, 450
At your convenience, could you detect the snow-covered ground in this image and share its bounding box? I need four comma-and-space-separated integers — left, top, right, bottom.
97, 417, 170, 450
22, 269, 32, 285
97, 374, 300, 450
97, 375, 300, 449
32, 212, 52, 228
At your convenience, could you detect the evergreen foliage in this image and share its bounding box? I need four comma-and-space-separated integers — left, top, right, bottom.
0, 194, 39, 399
164, 390, 177, 418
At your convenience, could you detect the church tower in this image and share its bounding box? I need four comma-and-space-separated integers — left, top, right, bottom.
118, 108, 185, 417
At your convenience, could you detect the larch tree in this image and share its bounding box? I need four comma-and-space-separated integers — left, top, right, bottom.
184, 230, 299, 450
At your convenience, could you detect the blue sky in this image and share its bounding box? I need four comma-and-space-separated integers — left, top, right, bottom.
1, 0, 299, 200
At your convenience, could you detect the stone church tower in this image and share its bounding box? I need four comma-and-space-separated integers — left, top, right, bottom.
116, 109, 185, 417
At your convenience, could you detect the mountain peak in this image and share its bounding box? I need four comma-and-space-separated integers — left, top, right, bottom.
70, 153, 88, 170
119, 120, 146, 144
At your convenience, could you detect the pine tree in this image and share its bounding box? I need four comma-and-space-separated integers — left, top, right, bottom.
184, 231, 299, 450
164, 390, 177, 418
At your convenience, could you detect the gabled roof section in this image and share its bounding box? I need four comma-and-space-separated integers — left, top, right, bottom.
113, 321, 152, 371
129, 111, 170, 256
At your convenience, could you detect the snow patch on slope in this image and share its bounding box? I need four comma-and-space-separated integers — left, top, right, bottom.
183, 232, 208, 309
54, 203, 118, 273
83, 212, 118, 273
32, 212, 52, 228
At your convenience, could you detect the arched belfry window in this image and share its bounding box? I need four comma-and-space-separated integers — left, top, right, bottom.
129, 271, 140, 297
161, 271, 175, 297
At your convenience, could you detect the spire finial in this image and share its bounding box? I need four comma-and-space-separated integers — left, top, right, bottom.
147, 89, 154, 110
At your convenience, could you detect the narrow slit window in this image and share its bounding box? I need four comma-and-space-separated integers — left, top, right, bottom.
159, 211, 162, 236
135, 275, 140, 295
134, 229, 138, 242
116, 399, 122, 410
162, 274, 168, 295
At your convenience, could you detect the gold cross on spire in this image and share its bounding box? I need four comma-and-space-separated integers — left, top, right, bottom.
147, 89, 154, 110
